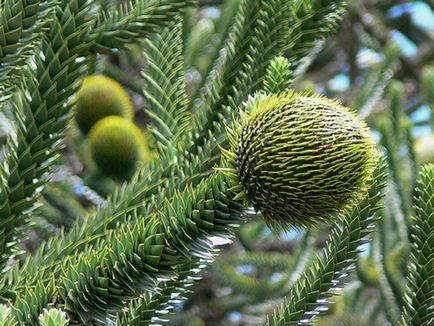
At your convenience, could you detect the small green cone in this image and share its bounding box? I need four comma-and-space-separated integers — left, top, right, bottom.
75, 75, 134, 134
88, 116, 149, 180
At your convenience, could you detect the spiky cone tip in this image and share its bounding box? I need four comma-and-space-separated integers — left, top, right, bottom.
222, 91, 379, 230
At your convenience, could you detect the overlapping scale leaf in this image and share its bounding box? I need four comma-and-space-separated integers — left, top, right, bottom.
401, 164, 434, 326
264, 56, 293, 94
0, 304, 17, 326
116, 259, 207, 325
115, 173, 245, 324
160, 172, 244, 258
38, 308, 69, 326
59, 217, 179, 323
16, 137, 220, 289
27, 172, 243, 323
0, 0, 52, 98
142, 16, 190, 147
13, 280, 55, 324
0, 0, 93, 277
89, 0, 196, 53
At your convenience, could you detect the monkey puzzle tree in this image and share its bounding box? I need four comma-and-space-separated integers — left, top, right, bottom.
0, 0, 432, 325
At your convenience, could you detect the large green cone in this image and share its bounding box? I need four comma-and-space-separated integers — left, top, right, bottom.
223, 91, 378, 229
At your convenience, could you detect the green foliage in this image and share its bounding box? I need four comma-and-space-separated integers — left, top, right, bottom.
264, 57, 293, 94
43, 172, 241, 323
0, 0, 52, 98
141, 17, 190, 147
0, 304, 17, 326
38, 308, 69, 326
0, 0, 194, 285
13, 280, 56, 324
59, 218, 178, 323
116, 258, 210, 325
212, 252, 293, 297
0, 0, 432, 325
401, 164, 434, 326
0, 0, 93, 277
89, 0, 197, 53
